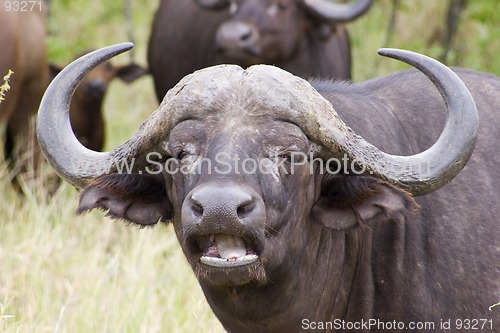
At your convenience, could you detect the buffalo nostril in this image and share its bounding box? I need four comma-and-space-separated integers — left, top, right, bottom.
185, 184, 265, 226
216, 22, 257, 51
237, 201, 255, 219
191, 201, 204, 219
240, 30, 253, 42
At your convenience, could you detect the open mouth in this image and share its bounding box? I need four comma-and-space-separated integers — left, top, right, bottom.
199, 234, 259, 268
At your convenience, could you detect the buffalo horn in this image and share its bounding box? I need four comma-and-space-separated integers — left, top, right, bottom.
194, 0, 230, 10
300, 0, 373, 22
307, 49, 478, 196
37, 43, 175, 188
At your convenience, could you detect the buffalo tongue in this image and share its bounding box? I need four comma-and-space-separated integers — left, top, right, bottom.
215, 234, 247, 259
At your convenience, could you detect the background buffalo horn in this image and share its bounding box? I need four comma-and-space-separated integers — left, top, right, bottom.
300, 0, 373, 22
194, 0, 230, 10
37, 43, 172, 188
308, 48, 478, 196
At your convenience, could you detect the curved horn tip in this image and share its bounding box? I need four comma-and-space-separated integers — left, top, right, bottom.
374, 47, 478, 196
376, 48, 453, 77
376, 48, 446, 68
195, 0, 230, 9
377, 48, 420, 60
377, 47, 397, 57
37, 42, 135, 189
90, 42, 135, 58
302, 0, 373, 22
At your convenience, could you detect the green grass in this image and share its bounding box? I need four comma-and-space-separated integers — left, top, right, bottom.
349, 0, 500, 80
2, 0, 500, 332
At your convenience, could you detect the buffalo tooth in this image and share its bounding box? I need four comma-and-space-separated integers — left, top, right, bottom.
200, 255, 258, 268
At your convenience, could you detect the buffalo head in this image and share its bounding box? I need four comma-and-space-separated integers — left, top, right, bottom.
37, 44, 478, 330
195, 0, 372, 67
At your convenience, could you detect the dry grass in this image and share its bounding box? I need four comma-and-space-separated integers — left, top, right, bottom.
1, 0, 499, 332
2, 1, 224, 332
0, 180, 224, 332
0, 70, 14, 103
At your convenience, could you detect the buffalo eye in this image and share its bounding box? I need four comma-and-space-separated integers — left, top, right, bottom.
277, 152, 292, 163
277, 1, 288, 11
278, 147, 306, 164
176, 150, 188, 161
267, 2, 287, 17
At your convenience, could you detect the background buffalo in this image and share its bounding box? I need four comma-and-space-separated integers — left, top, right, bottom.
0, 1, 49, 183
0, 0, 145, 190
147, 0, 373, 101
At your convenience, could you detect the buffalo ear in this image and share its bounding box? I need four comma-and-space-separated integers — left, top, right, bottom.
77, 173, 172, 226
312, 175, 418, 230
115, 63, 148, 83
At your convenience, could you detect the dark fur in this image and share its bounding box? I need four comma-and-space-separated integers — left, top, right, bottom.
147, 0, 359, 101
78, 68, 500, 332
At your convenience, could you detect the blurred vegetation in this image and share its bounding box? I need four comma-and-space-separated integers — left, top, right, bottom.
47, 0, 160, 150
47, 0, 153, 64
1, 0, 499, 332
45, 0, 500, 81
349, 0, 500, 81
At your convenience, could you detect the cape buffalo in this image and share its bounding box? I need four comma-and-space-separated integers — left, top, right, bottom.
37, 44, 499, 332
147, 0, 373, 101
